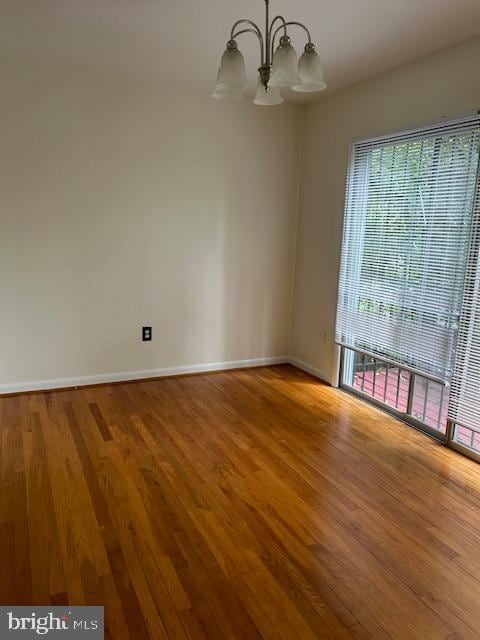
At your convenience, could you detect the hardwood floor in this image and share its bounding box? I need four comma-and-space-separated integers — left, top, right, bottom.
1, 364, 480, 639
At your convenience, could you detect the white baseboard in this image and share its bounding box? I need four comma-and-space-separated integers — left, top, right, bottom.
288, 357, 332, 385
0, 355, 335, 395
0, 356, 290, 395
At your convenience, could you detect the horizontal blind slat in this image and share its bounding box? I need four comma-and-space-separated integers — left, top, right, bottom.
336, 116, 480, 382
448, 175, 480, 430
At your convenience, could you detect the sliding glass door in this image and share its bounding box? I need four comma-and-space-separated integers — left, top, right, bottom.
448, 181, 480, 460
340, 346, 450, 439
336, 115, 480, 457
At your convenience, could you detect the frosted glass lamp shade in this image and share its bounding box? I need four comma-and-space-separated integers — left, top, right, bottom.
211, 69, 243, 100
212, 41, 248, 95
253, 82, 284, 106
292, 45, 327, 93
269, 36, 301, 87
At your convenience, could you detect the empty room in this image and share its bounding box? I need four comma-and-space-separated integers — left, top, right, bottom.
2, 0, 480, 638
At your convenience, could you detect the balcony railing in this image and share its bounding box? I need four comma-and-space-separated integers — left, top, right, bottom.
340, 346, 449, 438
340, 346, 480, 457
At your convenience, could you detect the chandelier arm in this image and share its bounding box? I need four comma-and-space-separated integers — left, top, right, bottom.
230, 19, 263, 42
271, 21, 312, 58
269, 15, 287, 39
232, 28, 265, 65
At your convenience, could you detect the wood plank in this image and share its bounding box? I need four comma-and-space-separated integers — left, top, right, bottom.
1, 364, 480, 638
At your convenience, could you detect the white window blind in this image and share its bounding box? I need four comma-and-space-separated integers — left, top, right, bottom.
449, 188, 480, 430
336, 115, 480, 381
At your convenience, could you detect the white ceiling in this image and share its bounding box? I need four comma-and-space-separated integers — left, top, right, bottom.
1, 0, 479, 101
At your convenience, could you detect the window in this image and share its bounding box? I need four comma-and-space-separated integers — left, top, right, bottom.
336, 115, 480, 451
449, 185, 480, 453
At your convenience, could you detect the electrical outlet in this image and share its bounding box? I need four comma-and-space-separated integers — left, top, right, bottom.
142, 326, 152, 342
322, 330, 328, 343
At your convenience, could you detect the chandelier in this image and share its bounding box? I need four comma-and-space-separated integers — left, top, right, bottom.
212, 0, 326, 106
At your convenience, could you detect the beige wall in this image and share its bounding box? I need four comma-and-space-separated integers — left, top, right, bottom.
0, 56, 302, 390
291, 36, 480, 384
3, 36, 479, 391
